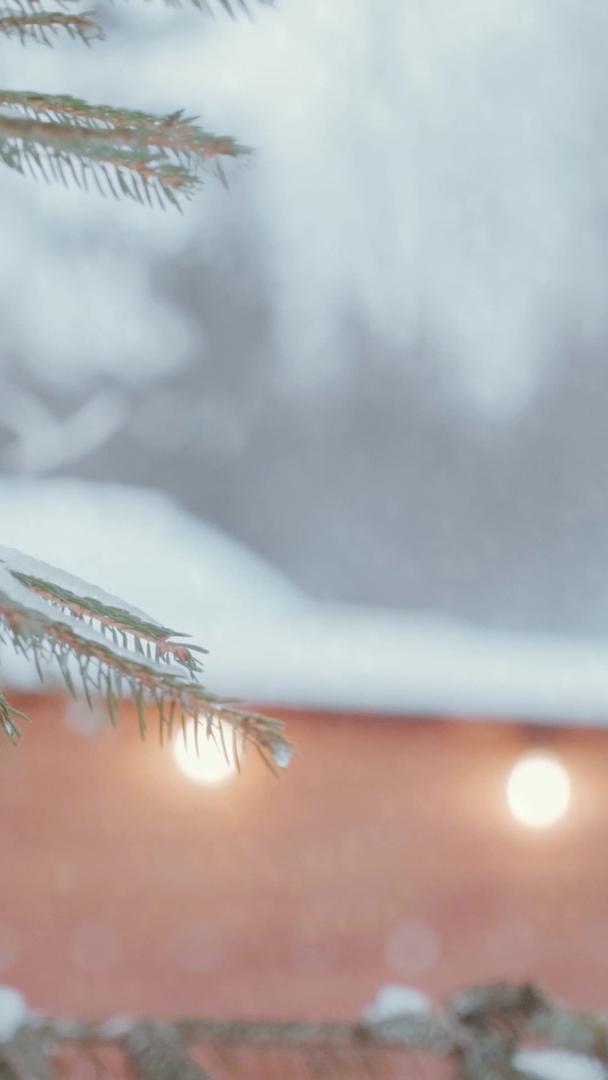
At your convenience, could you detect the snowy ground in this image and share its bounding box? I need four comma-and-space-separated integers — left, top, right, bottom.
1, 477, 608, 725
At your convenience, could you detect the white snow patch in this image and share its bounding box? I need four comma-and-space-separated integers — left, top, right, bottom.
2, 478, 608, 724
271, 742, 294, 768
0, 543, 168, 629
0, 986, 28, 1041
362, 984, 432, 1023
97, 1015, 136, 1039
514, 1048, 605, 1080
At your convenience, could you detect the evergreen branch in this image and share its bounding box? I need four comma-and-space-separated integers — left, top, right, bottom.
11, 569, 206, 672
0, 98, 250, 205
0, 0, 272, 200
14, 980, 606, 1078
0, 550, 292, 768
0, 0, 269, 44
0, 5, 101, 44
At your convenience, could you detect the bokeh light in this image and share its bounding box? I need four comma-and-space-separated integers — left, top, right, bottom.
506, 754, 571, 828
173, 719, 237, 785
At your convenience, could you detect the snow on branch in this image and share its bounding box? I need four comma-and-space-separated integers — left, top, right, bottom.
0, 546, 292, 770
0, 981, 606, 1078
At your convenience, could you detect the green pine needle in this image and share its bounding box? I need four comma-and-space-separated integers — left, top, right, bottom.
0, 6, 102, 45
0, 97, 251, 206
0, 552, 292, 769
0, 0, 266, 204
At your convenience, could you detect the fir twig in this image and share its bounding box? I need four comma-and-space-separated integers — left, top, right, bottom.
0, 96, 250, 206
0, 0, 266, 203
18, 981, 607, 1078
0, 4, 102, 45
0, 548, 292, 769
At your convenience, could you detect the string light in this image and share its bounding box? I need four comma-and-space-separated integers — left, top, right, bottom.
506, 753, 571, 828
173, 719, 237, 785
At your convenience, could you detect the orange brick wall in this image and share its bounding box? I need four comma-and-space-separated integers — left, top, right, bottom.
0, 694, 606, 1025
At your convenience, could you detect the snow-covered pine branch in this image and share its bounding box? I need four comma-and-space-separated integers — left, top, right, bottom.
0, 980, 605, 1078
0, 546, 291, 770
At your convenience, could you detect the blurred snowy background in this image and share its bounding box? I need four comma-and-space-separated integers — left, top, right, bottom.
2, 0, 608, 710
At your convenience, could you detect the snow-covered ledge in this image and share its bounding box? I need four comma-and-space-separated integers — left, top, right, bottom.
1, 477, 608, 725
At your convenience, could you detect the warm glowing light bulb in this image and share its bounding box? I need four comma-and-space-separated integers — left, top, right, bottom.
506, 754, 571, 828
173, 720, 237, 785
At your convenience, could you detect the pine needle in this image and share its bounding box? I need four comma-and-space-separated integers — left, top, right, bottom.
0, 0, 267, 203
0, 549, 291, 769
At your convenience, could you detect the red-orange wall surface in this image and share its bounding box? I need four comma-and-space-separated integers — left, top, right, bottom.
0, 693, 607, 1026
